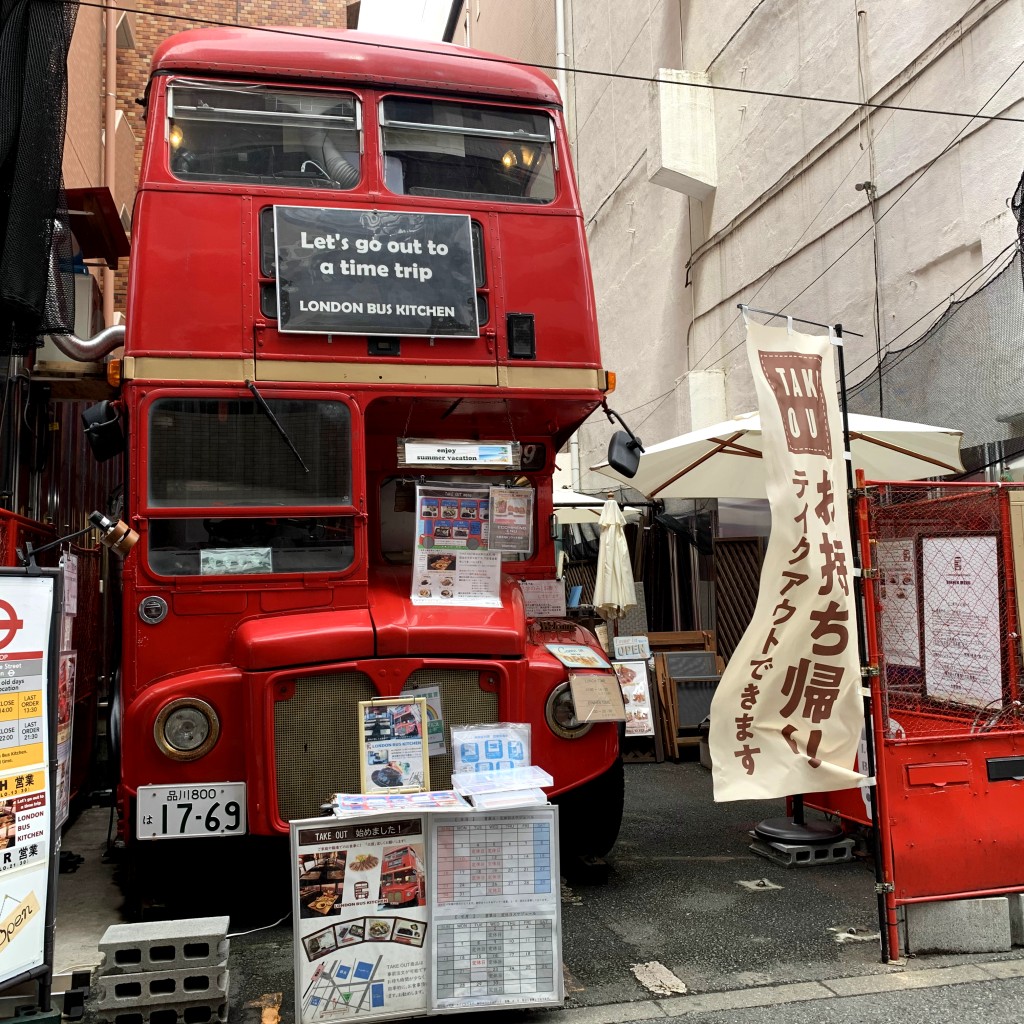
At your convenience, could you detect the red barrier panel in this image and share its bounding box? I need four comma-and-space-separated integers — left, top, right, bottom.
853, 482, 1024, 958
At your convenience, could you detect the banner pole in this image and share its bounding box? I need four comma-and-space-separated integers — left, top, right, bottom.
835, 327, 892, 963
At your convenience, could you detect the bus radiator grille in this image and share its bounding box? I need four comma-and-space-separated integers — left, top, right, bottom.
273, 668, 498, 821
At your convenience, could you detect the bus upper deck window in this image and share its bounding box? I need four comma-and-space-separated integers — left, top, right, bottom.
380, 97, 555, 204
166, 80, 361, 189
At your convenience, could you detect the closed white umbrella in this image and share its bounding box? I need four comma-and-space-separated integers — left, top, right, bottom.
592, 499, 636, 621
592, 411, 964, 500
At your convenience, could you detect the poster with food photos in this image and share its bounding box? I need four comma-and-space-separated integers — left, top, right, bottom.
412, 484, 501, 608
293, 814, 430, 1022
613, 661, 655, 736
415, 484, 490, 552
487, 486, 533, 554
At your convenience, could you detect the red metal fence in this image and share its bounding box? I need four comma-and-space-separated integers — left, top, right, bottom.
859, 481, 1024, 958
0, 510, 105, 798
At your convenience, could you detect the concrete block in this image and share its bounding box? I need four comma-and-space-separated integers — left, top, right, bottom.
699, 738, 712, 770
94, 966, 229, 1011
98, 917, 229, 973
91, 997, 228, 1024
905, 897, 1011, 954
1008, 893, 1024, 946
749, 836, 855, 867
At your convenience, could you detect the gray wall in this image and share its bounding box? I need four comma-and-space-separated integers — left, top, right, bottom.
442, 0, 1023, 492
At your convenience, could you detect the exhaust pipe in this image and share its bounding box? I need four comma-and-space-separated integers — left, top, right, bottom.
46, 220, 125, 362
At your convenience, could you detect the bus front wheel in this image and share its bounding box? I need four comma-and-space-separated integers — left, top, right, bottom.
553, 757, 624, 859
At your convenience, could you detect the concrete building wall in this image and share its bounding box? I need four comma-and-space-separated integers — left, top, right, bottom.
682, 0, 1021, 422
65, 5, 105, 191
448, 0, 555, 72
569, 0, 692, 489
440, 0, 1024, 492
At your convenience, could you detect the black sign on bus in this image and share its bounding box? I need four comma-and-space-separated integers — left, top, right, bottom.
274, 206, 479, 338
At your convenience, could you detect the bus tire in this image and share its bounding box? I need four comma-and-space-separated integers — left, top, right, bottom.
553, 756, 624, 859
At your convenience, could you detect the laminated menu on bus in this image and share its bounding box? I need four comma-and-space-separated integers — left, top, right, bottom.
412, 484, 501, 608
274, 206, 479, 338
487, 487, 533, 554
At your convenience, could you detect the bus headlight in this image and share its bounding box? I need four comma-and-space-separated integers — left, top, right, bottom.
544, 682, 593, 740
154, 698, 220, 761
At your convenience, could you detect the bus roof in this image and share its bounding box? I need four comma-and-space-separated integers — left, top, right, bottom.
151, 27, 562, 106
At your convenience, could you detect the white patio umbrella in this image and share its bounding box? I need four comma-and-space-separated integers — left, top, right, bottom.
593, 411, 964, 500
553, 488, 643, 525
592, 499, 636, 621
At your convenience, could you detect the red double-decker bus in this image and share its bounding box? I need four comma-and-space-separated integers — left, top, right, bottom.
84, 27, 625, 874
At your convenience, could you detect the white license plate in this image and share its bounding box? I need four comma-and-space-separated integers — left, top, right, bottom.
137, 783, 247, 839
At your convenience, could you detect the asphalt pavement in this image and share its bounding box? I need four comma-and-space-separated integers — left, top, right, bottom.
57, 758, 1024, 1022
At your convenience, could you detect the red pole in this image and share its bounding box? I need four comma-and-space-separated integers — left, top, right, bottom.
997, 489, 1020, 703
856, 473, 901, 960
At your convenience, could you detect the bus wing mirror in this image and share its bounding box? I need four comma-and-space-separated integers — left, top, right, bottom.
82, 401, 126, 462
606, 430, 642, 479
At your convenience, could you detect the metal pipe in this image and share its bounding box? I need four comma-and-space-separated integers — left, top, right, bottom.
738, 303, 866, 337
555, 0, 568, 105
103, 0, 118, 327
47, 221, 126, 361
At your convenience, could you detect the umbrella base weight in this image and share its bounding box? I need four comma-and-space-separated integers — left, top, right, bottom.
754, 816, 845, 844
749, 834, 856, 868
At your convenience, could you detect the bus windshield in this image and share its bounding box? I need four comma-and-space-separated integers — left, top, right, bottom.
148, 397, 352, 508
381, 97, 555, 204
146, 397, 355, 577
167, 80, 361, 189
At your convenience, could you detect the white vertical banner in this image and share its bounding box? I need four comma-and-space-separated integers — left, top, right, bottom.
709, 320, 866, 800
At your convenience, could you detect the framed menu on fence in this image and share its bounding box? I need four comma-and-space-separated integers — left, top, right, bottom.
359, 698, 430, 794
921, 535, 1001, 706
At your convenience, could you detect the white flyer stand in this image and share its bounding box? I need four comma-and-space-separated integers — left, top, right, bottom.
290, 804, 562, 1021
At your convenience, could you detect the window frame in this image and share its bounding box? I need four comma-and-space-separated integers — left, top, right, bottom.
139, 388, 362, 581
165, 77, 364, 190
377, 93, 559, 206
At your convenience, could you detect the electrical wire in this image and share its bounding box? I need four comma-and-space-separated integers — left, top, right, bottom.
227, 911, 291, 938
843, 239, 1019, 383
44, 0, 1024, 441
760, 52, 1024, 325
685, 51, 1024, 392
44, 0, 1024, 127
621, 238, 1019, 441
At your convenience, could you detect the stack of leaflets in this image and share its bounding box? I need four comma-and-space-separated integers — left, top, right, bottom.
450, 765, 553, 809
326, 790, 470, 817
